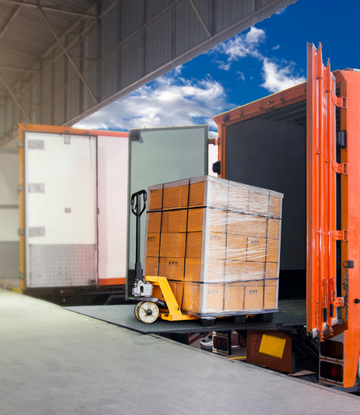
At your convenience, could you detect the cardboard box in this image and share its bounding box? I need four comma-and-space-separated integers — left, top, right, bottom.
145, 256, 159, 276
160, 233, 186, 258
185, 258, 225, 282
182, 282, 200, 313
147, 212, 161, 234
162, 210, 187, 233
264, 279, 277, 309
225, 283, 245, 311
227, 212, 267, 238
159, 257, 184, 281
189, 182, 205, 206
188, 209, 203, 232
168, 280, 184, 306
145, 175, 283, 317
149, 187, 163, 211
163, 185, 189, 210
146, 234, 160, 257
186, 232, 203, 259
244, 281, 264, 310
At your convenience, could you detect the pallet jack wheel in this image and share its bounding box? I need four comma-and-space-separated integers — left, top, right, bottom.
138, 301, 159, 324
134, 301, 144, 320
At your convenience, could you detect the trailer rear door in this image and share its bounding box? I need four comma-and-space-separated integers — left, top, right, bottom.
127, 125, 209, 297
24, 132, 98, 288
306, 43, 343, 339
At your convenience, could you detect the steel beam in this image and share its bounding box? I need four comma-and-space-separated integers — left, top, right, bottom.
0, 0, 98, 19
188, 0, 211, 38
0, 72, 32, 123
69, 55, 98, 62
0, 1, 116, 119
0, 3, 21, 42
0, 0, 297, 126
0, 66, 40, 73
38, 6, 99, 104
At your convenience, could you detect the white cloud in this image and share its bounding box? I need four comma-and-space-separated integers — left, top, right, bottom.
244, 27, 265, 46
213, 25, 304, 94
217, 61, 231, 71
260, 59, 306, 93
213, 26, 265, 69
276, 8, 286, 15
237, 71, 245, 81
75, 69, 231, 134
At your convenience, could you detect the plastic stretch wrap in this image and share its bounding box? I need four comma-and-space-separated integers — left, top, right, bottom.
144, 175, 283, 318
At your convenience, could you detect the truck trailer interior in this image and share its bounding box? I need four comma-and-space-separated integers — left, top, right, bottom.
225, 114, 307, 303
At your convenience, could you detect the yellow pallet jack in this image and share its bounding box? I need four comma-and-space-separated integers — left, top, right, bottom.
131, 190, 198, 324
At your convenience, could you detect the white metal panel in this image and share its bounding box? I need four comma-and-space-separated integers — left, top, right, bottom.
98, 135, 129, 282
25, 132, 97, 245
24, 131, 98, 288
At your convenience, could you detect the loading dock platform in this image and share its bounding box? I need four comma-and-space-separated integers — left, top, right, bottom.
65, 300, 307, 334
1, 288, 360, 415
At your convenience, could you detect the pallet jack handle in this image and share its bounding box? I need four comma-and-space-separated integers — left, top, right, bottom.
131, 190, 147, 282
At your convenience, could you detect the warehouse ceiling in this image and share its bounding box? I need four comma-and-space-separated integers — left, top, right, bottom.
0, 0, 297, 147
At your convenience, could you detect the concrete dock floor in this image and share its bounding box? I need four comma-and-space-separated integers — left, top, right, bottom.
1, 288, 359, 415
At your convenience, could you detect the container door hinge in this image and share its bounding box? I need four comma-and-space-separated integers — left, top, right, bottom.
18, 229, 24, 236
208, 137, 219, 146
17, 141, 24, 148
331, 230, 348, 241
332, 297, 344, 308
337, 130, 346, 149
331, 161, 347, 174
331, 94, 346, 108
19, 272, 25, 279
17, 185, 24, 192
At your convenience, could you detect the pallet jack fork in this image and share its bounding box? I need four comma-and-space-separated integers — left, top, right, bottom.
131, 190, 198, 324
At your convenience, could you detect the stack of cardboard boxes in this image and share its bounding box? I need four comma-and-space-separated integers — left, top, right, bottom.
144, 176, 283, 318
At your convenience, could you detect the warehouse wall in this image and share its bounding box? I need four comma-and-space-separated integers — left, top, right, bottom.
0, 153, 20, 279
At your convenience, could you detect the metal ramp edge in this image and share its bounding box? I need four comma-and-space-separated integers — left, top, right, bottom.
64, 304, 306, 334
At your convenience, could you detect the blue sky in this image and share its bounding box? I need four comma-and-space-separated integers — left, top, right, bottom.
75, 0, 358, 137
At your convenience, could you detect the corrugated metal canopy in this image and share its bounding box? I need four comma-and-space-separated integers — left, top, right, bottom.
0, 0, 298, 147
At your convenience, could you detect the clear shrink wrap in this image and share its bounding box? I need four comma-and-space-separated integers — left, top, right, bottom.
144, 175, 283, 318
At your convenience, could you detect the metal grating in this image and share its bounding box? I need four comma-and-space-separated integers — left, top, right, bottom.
65, 301, 306, 334
28, 244, 97, 288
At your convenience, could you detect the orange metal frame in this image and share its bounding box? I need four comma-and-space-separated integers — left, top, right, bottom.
18, 124, 128, 289
212, 45, 360, 388
306, 44, 342, 341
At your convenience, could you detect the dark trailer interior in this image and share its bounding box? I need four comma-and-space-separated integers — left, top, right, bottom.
222, 91, 341, 308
